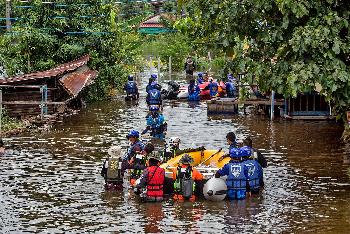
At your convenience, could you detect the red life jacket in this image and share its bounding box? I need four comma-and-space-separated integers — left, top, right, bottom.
146, 166, 165, 198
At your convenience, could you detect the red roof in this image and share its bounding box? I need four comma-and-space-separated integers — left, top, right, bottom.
139, 14, 165, 28
0, 55, 90, 84
139, 23, 164, 28
60, 69, 98, 97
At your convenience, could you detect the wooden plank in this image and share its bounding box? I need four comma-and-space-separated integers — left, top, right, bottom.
290, 115, 335, 120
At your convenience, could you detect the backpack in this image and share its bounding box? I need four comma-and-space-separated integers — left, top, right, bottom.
106, 157, 123, 181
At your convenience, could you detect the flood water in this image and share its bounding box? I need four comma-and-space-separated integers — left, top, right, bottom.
1, 75, 350, 233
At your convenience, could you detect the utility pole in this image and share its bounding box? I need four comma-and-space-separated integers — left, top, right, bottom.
5, 0, 12, 32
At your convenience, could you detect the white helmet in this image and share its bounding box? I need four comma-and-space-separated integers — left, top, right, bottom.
107, 146, 122, 158
169, 137, 181, 147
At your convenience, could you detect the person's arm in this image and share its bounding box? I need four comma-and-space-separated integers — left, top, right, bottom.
215, 164, 228, 177
218, 153, 229, 162
101, 159, 108, 177
136, 169, 149, 189
193, 169, 204, 181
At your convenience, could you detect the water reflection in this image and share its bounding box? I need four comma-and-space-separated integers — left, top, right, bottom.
0, 78, 350, 232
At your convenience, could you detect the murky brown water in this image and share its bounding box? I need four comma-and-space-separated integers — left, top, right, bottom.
1, 76, 350, 233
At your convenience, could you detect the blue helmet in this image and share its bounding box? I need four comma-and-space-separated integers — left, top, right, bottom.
198, 72, 203, 78
128, 75, 134, 81
239, 146, 252, 157
151, 74, 157, 80
127, 129, 139, 139
229, 148, 240, 158
227, 73, 236, 81
149, 105, 159, 112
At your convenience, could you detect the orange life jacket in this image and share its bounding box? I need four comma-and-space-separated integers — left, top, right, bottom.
146, 166, 165, 198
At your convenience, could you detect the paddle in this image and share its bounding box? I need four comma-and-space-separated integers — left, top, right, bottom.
198, 148, 222, 167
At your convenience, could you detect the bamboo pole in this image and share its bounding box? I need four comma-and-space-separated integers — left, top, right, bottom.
5, 0, 12, 32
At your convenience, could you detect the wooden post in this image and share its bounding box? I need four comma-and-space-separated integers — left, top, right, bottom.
5, 0, 12, 32
157, 57, 161, 82
169, 56, 172, 80
347, 111, 350, 125
270, 90, 275, 121
150, 56, 153, 72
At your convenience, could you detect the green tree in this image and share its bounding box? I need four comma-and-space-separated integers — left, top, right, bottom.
177, 0, 350, 128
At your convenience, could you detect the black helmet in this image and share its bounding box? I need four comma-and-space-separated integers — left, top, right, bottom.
128, 75, 134, 81
179, 154, 194, 164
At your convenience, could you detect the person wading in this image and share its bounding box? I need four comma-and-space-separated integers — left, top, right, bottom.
172, 154, 203, 201
134, 152, 165, 202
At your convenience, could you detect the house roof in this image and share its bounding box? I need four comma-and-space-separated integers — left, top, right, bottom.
59, 69, 98, 97
139, 14, 165, 29
0, 55, 90, 84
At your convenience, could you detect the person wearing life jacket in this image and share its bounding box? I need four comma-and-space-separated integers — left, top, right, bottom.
163, 137, 181, 161
122, 130, 145, 172
197, 72, 205, 84
208, 78, 219, 98
123, 75, 139, 100
225, 74, 237, 98
146, 82, 162, 107
129, 143, 155, 186
184, 56, 196, 80
240, 146, 263, 194
172, 154, 204, 201
134, 152, 165, 202
243, 136, 267, 168
146, 74, 161, 93
101, 146, 124, 190
215, 148, 249, 200
219, 132, 238, 162
188, 79, 200, 101
142, 105, 167, 140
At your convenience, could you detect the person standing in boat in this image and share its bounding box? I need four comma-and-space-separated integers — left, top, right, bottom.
134, 152, 165, 202
123, 75, 139, 101
215, 148, 250, 200
142, 105, 167, 140
172, 154, 204, 201
188, 79, 200, 101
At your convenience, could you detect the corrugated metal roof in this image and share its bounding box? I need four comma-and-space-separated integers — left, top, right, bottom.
59, 69, 98, 97
0, 55, 90, 84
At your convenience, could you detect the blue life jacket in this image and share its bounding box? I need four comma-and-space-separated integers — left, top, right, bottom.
229, 142, 237, 152
225, 81, 236, 96
147, 89, 162, 105
197, 77, 204, 84
126, 141, 145, 160
226, 162, 248, 191
126, 81, 137, 95
147, 114, 166, 136
244, 159, 263, 191
209, 82, 219, 97
188, 84, 200, 101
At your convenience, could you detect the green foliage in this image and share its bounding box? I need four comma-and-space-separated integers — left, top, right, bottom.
0, 1, 145, 101
141, 33, 192, 71
1, 110, 24, 132
179, 0, 350, 123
